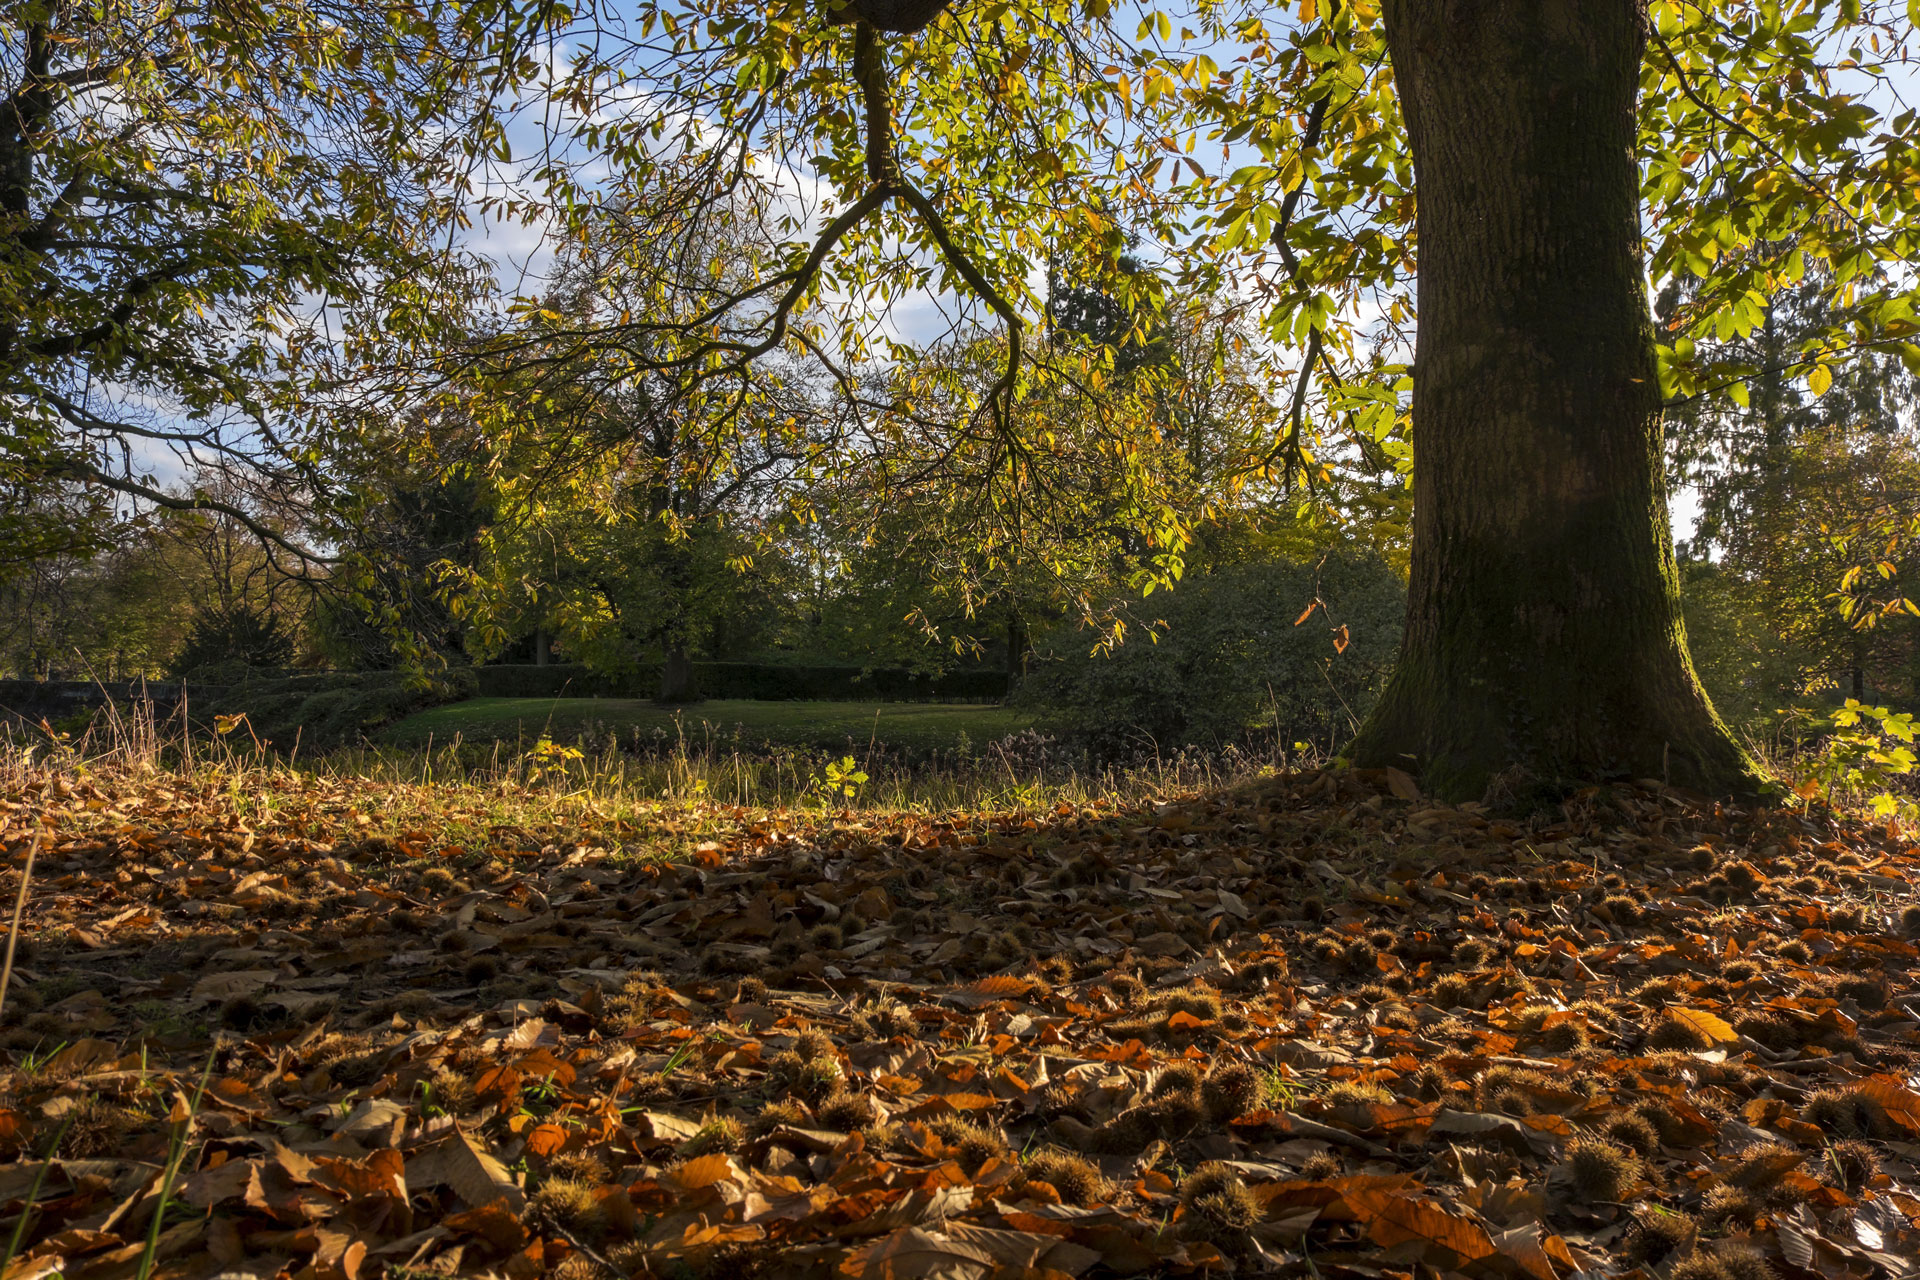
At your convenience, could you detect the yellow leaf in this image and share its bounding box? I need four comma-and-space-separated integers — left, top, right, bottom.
670, 1153, 742, 1189
1668, 1008, 1739, 1046
1808, 362, 1833, 396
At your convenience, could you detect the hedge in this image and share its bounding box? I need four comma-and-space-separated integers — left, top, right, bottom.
471, 662, 1008, 703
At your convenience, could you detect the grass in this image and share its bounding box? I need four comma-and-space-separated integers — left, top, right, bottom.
381, 696, 1039, 754
10, 696, 1267, 831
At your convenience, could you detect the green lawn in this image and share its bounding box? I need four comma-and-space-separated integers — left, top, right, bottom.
382, 697, 1037, 753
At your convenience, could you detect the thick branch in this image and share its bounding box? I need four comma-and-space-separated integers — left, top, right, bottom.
49, 460, 335, 572
853, 22, 898, 185
895, 180, 1024, 440
827, 0, 956, 35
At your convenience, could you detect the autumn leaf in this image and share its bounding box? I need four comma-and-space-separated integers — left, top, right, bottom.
1858, 1076, 1920, 1134
667, 1153, 743, 1190
406, 1130, 524, 1213
1344, 1189, 1497, 1265
1384, 766, 1421, 802
1665, 1008, 1740, 1046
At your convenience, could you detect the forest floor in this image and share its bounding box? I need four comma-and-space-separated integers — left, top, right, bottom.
381, 698, 1037, 754
2, 759, 1919, 1280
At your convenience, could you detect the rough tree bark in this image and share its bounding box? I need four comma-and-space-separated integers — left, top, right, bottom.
1347, 0, 1763, 802
659, 641, 698, 704
654, 543, 702, 704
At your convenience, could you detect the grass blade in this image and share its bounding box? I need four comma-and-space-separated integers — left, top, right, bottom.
0, 824, 45, 1027
136, 1050, 216, 1280
1, 1115, 74, 1275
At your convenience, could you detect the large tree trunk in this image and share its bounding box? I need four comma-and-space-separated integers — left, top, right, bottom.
1348, 0, 1761, 803
658, 642, 698, 704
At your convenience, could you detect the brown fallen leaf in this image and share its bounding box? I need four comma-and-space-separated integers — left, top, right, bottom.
405, 1129, 524, 1213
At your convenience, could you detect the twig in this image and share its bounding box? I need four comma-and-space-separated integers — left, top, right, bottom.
1648, 27, 1865, 237
538, 1214, 627, 1276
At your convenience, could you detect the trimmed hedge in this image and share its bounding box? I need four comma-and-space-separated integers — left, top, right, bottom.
470, 665, 627, 699
472, 662, 1007, 703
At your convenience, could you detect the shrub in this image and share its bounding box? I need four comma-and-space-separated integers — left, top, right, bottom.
195, 668, 475, 752
1786, 700, 1916, 817
1018, 548, 1403, 756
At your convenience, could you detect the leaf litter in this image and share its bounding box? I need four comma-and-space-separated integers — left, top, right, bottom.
2, 764, 1920, 1279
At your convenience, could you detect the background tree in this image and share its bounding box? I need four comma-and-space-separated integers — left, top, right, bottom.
0, 474, 305, 680
0, 498, 190, 680
462, 201, 841, 700
0, 0, 487, 551
309, 432, 498, 673
160, 477, 307, 678
1665, 262, 1920, 710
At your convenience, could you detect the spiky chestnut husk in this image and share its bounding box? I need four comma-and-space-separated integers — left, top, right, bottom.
528, 1177, 611, 1244
1825, 1138, 1880, 1192
1022, 1148, 1111, 1207
1202, 1062, 1262, 1122
1623, 1209, 1695, 1266
1602, 1112, 1661, 1159
1801, 1086, 1893, 1139
1646, 1011, 1714, 1052
817, 1091, 874, 1130
1151, 1061, 1202, 1098
1177, 1163, 1260, 1249
927, 1117, 1013, 1170
1560, 1136, 1640, 1203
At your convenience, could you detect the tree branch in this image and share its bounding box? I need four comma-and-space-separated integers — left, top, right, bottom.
47, 460, 335, 573
827, 0, 957, 35
895, 180, 1025, 444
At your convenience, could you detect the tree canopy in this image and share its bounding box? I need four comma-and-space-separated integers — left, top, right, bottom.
0, 0, 494, 557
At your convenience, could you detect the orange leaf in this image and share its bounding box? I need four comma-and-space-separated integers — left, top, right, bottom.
443, 1197, 527, 1255
669, 1153, 742, 1189
1860, 1076, 1920, 1134
524, 1123, 570, 1159
1345, 1190, 1497, 1265
473, 1065, 522, 1106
